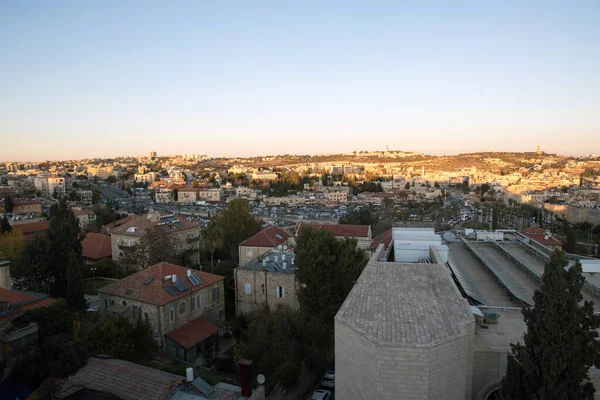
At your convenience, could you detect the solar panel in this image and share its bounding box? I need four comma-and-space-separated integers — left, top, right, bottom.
192, 377, 214, 397
188, 274, 203, 286
447, 261, 486, 305
144, 277, 154, 286
173, 280, 189, 292
265, 266, 275, 273
163, 285, 179, 296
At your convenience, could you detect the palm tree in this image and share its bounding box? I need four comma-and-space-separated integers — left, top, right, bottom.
202, 220, 222, 272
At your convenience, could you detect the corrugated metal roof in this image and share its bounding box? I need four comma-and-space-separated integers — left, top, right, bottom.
448, 261, 486, 305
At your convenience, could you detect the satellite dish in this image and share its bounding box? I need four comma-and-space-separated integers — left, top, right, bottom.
283, 245, 288, 250
257, 374, 265, 385
277, 244, 283, 250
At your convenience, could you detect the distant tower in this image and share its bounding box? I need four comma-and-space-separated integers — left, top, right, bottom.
386, 144, 389, 153
149, 151, 157, 159
536, 146, 541, 155
422, 166, 425, 177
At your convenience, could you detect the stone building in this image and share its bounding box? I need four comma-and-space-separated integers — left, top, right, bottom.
177, 187, 198, 204
11, 198, 42, 217
234, 250, 298, 315
109, 212, 200, 264
295, 223, 372, 250
97, 262, 225, 363
335, 246, 475, 399
238, 226, 291, 267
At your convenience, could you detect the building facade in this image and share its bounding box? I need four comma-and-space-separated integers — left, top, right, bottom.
238, 226, 291, 267
235, 250, 298, 315
98, 263, 224, 362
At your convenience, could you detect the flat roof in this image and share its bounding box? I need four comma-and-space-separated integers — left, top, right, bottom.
473, 308, 526, 353
239, 250, 296, 274
336, 260, 473, 346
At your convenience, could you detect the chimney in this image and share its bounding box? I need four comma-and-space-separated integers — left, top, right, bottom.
0, 261, 11, 289
283, 262, 287, 269
187, 269, 192, 277
239, 359, 253, 397
274, 256, 278, 262
172, 274, 177, 283
262, 259, 267, 267
282, 254, 286, 261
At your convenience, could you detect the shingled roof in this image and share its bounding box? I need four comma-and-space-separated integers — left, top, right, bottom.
239, 226, 291, 247
98, 263, 223, 306
0, 287, 57, 322
53, 357, 183, 400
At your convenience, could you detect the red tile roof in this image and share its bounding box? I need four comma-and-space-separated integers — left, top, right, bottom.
14, 197, 41, 206
14, 220, 50, 236
0, 287, 57, 322
82, 233, 112, 260
523, 227, 546, 234
166, 317, 219, 349
370, 229, 393, 250
98, 263, 224, 306
165, 183, 185, 190
239, 226, 291, 248
298, 223, 371, 239
524, 232, 564, 247
103, 215, 135, 233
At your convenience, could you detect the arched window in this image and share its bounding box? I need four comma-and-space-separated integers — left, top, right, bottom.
122, 300, 128, 306
179, 301, 186, 315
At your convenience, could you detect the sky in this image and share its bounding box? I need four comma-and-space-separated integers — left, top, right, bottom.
1, 1, 599, 161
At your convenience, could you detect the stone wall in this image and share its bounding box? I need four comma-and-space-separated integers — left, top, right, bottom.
235, 269, 298, 315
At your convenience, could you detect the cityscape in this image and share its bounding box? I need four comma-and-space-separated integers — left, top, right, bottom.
2, 2, 600, 400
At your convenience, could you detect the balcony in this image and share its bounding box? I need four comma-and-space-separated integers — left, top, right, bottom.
1, 322, 39, 343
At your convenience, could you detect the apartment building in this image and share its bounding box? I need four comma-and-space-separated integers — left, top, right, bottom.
252, 171, 278, 181
177, 187, 198, 204
155, 191, 173, 204
238, 226, 291, 267
109, 212, 200, 264
98, 263, 224, 362
87, 166, 119, 180
295, 223, 372, 250
198, 188, 223, 203
12, 198, 42, 217
72, 208, 97, 230
134, 172, 159, 184
323, 186, 352, 202
235, 250, 298, 315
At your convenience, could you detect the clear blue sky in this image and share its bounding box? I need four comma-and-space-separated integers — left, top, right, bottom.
1, 1, 599, 161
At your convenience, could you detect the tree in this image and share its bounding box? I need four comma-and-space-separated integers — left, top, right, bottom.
68, 190, 81, 201
91, 316, 154, 363
0, 214, 12, 234
0, 229, 24, 266
105, 175, 117, 184
565, 230, 577, 253
120, 227, 182, 270
339, 207, 379, 230
4, 194, 15, 213
500, 251, 600, 399
202, 220, 222, 272
13, 199, 84, 298
295, 228, 366, 322
213, 198, 261, 261
67, 252, 87, 312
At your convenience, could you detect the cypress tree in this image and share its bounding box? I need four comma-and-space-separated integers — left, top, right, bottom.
0, 214, 12, 234
500, 250, 600, 399
66, 252, 87, 312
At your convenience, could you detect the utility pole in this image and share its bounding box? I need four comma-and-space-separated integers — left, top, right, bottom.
91, 267, 97, 294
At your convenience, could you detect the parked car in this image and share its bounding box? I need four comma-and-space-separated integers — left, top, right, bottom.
321, 368, 335, 388
311, 389, 332, 400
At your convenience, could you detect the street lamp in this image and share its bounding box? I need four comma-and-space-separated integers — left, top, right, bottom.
90, 267, 97, 294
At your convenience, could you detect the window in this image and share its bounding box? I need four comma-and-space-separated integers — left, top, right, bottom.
191, 295, 196, 311
244, 283, 252, 295
122, 300, 128, 306
170, 308, 175, 322
179, 302, 186, 315
212, 287, 220, 302
144, 312, 149, 322
196, 295, 201, 310
104, 299, 108, 309
246, 249, 253, 257
261, 284, 265, 295
276, 286, 285, 298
